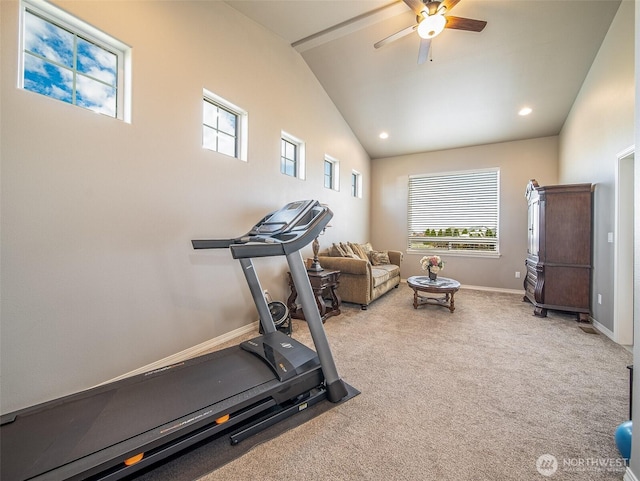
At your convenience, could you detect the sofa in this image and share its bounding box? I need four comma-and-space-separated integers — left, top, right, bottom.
316, 242, 403, 309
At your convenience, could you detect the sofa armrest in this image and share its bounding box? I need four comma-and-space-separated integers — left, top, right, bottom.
387, 250, 403, 267
317, 256, 370, 276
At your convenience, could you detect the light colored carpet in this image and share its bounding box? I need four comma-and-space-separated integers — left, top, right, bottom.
199, 284, 632, 481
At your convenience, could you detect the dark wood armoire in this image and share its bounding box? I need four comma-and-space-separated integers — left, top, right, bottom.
524, 179, 593, 321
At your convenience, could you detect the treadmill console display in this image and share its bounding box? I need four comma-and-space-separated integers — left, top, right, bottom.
252, 200, 317, 237
193, 200, 332, 258
191, 200, 331, 256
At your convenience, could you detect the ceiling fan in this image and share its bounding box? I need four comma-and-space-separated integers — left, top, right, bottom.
374, 0, 487, 64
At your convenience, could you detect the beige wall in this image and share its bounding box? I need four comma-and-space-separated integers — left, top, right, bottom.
0, 1, 370, 412
558, 0, 635, 333
370, 136, 558, 290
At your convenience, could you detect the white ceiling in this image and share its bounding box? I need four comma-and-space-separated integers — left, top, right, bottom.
226, 0, 622, 159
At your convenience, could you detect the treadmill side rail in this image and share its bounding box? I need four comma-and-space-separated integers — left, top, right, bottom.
229, 387, 326, 445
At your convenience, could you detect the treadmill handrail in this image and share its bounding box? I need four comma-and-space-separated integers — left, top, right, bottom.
191, 239, 235, 249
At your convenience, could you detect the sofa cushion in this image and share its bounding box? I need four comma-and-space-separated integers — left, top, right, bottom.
371, 264, 400, 288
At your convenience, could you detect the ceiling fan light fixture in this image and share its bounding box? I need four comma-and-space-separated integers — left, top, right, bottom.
417, 14, 446, 39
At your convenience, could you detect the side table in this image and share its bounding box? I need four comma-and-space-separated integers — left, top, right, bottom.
287, 269, 341, 323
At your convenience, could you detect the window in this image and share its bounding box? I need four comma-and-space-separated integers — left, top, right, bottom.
408, 168, 500, 256
20, 0, 130, 120
351, 170, 362, 198
324, 155, 340, 190
281, 138, 297, 177
203, 99, 238, 158
203, 89, 248, 161
280, 132, 305, 179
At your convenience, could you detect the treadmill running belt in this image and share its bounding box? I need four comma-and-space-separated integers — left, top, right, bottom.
2, 347, 276, 480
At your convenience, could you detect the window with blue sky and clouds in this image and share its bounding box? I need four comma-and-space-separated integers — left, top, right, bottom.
23, 8, 120, 118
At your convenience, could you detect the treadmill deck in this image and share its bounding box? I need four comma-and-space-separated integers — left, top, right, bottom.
1, 343, 321, 480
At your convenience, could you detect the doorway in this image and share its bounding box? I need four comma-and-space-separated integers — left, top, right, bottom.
614, 146, 635, 346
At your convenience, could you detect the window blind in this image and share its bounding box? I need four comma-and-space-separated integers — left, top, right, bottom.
408, 168, 499, 254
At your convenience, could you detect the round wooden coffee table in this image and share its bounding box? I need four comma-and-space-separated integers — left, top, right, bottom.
407, 276, 460, 313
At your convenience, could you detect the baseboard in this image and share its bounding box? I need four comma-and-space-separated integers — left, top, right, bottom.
624, 467, 639, 481
592, 318, 615, 341
399, 279, 525, 296
460, 284, 525, 295
99, 321, 259, 385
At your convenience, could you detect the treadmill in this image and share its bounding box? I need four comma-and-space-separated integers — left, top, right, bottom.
1, 200, 348, 481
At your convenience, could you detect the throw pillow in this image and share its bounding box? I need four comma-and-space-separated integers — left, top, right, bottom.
349, 242, 370, 262
360, 242, 374, 254
340, 242, 358, 258
369, 250, 390, 266
330, 243, 346, 257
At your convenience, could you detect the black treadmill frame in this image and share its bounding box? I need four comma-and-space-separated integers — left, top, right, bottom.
1, 200, 347, 481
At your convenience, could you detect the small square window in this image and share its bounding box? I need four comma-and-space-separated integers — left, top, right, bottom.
351, 171, 362, 198
324, 155, 340, 191
281, 132, 305, 179
281, 138, 297, 177
203, 100, 238, 157
203, 89, 248, 161
20, 0, 130, 121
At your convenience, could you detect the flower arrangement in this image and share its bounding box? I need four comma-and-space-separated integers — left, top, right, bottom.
420, 255, 444, 273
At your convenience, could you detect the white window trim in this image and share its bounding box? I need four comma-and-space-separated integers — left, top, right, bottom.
324, 154, 340, 191
281, 131, 306, 180
20, 0, 132, 122
407, 167, 500, 258
203, 88, 248, 161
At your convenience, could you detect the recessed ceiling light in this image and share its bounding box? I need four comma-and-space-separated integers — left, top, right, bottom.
519, 107, 533, 116
379, 132, 389, 139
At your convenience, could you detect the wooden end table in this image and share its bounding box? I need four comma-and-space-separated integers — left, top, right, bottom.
407, 276, 460, 313
287, 269, 341, 323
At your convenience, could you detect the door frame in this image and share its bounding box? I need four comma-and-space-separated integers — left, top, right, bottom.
614, 145, 635, 345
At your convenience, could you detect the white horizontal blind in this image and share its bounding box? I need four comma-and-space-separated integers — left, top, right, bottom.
408, 168, 499, 254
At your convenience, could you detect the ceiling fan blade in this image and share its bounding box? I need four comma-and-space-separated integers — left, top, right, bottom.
403, 0, 427, 16
374, 24, 418, 49
440, 0, 461, 13
445, 16, 487, 32
417, 37, 431, 64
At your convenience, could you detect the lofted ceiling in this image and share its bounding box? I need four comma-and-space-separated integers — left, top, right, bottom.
226, 0, 623, 159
